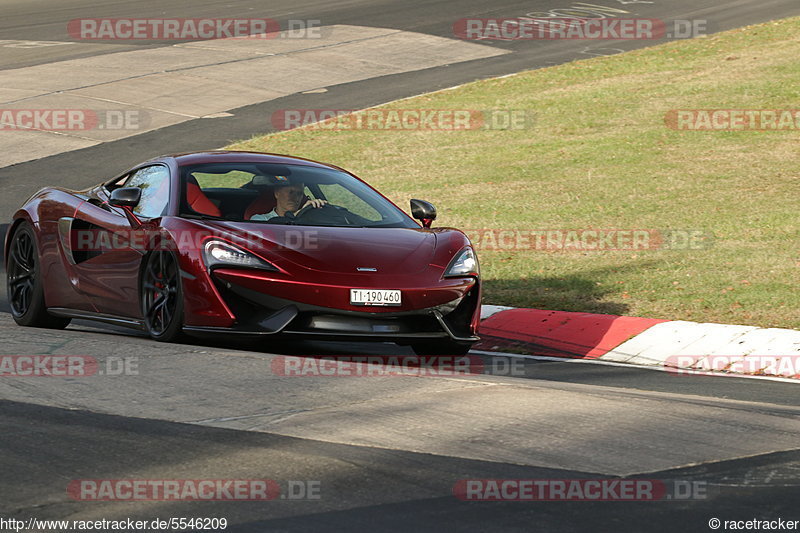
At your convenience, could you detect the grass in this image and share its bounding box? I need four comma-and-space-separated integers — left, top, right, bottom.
226, 17, 800, 328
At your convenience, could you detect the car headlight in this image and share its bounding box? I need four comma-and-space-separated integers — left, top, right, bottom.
444, 246, 479, 278
203, 240, 278, 271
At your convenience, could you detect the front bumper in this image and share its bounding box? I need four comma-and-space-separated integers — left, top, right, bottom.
183, 269, 480, 343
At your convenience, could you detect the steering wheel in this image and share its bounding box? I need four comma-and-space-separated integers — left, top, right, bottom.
290, 203, 355, 225
291, 202, 319, 218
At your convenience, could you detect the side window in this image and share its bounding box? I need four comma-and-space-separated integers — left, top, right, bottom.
124, 165, 170, 218
190, 170, 255, 189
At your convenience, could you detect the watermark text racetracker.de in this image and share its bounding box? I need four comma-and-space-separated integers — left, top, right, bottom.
68, 18, 323, 40
666, 109, 800, 131
66, 228, 321, 253
466, 229, 714, 252
454, 18, 708, 40
666, 355, 800, 379
0, 355, 138, 377
271, 109, 536, 131
67, 479, 321, 501
0, 109, 146, 132
271, 355, 528, 378
454, 478, 710, 501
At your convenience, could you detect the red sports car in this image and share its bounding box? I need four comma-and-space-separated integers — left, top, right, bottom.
5, 151, 480, 354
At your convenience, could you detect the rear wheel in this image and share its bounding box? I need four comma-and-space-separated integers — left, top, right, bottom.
141, 251, 185, 342
411, 340, 473, 356
6, 222, 71, 329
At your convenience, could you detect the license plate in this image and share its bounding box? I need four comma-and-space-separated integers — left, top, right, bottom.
350, 289, 401, 306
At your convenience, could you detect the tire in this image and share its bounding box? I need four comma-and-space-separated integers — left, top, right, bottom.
411, 340, 473, 356
141, 250, 185, 342
6, 222, 71, 329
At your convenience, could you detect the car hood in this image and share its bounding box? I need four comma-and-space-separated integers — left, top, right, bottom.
198, 221, 438, 275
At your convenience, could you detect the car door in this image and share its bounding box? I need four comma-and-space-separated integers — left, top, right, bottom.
66, 164, 171, 318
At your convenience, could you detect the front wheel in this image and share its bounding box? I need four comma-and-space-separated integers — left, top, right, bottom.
411, 340, 473, 356
141, 251, 185, 342
6, 222, 71, 329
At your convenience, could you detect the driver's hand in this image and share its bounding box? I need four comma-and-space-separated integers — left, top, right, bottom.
304, 198, 328, 209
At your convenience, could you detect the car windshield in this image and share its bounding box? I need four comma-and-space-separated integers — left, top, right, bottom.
179, 162, 419, 228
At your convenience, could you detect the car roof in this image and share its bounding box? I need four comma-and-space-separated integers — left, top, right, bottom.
147, 151, 338, 170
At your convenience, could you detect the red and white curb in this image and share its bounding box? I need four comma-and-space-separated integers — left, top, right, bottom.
477, 306, 800, 381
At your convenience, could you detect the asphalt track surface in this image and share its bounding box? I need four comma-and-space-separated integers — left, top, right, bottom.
1, 1, 799, 531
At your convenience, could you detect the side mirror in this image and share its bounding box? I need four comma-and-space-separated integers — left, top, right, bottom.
109, 187, 143, 227
410, 199, 436, 229
109, 187, 142, 208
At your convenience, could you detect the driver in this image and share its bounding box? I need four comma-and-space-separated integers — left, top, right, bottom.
250, 181, 327, 221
